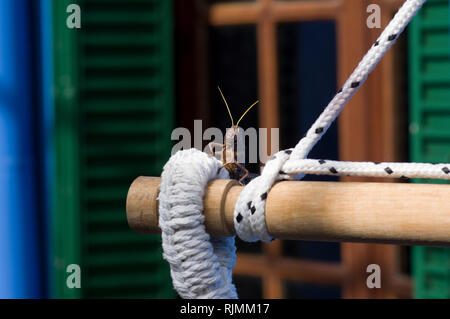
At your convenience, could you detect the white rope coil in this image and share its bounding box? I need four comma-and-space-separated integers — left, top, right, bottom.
158, 149, 237, 299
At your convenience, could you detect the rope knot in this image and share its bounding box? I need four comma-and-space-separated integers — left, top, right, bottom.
233, 149, 294, 242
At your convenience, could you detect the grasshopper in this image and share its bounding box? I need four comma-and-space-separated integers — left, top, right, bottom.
208, 87, 259, 185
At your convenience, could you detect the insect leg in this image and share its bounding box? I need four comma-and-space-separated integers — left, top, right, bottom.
208, 142, 225, 160
235, 162, 249, 186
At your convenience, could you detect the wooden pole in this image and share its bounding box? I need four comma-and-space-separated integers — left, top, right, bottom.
208, 0, 339, 26
126, 176, 450, 246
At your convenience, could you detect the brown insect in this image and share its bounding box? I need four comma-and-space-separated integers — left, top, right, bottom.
208, 87, 259, 185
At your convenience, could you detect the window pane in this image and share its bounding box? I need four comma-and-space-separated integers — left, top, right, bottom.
278, 21, 338, 164
234, 275, 263, 298
208, 0, 256, 3
278, 21, 340, 262
283, 241, 340, 262
208, 25, 260, 175
285, 281, 341, 299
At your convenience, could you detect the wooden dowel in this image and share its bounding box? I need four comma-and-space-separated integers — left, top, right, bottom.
208, 0, 340, 26
126, 176, 450, 246
209, 2, 262, 26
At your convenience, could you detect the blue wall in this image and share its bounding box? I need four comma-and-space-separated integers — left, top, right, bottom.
0, 0, 42, 298
38, 0, 54, 298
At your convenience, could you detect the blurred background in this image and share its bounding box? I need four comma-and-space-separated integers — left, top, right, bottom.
0, 0, 449, 298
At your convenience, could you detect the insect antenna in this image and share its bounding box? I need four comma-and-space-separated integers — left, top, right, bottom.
236, 100, 259, 126
218, 86, 234, 126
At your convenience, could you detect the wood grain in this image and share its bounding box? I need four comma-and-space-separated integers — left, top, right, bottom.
127, 177, 450, 246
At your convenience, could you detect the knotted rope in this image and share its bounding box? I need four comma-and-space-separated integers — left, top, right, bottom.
235, 0, 431, 241
158, 149, 237, 298
157, 0, 445, 298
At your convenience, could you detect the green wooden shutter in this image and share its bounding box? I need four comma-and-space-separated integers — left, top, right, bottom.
409, 0, 450, 299
51, 0, 175, 298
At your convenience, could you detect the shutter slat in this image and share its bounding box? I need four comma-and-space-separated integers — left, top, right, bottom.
409, 0, 450, 299
79, 0, 173, 297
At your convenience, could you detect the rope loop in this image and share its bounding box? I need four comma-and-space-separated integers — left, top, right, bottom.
233, 149, 292, 242
158, 149, 237, 299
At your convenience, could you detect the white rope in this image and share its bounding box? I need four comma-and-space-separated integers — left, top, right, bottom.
290, 0, 428, 161
158, 149, 237, 299
282, 159, 450, 180
157, 0, 444, 299
233, 0, 432, 241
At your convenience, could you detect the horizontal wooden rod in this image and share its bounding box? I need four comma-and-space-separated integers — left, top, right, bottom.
208, 0, 340, 26
209, 2, 261, 26
126, 176, 450, 246
272, 0, 341, 23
